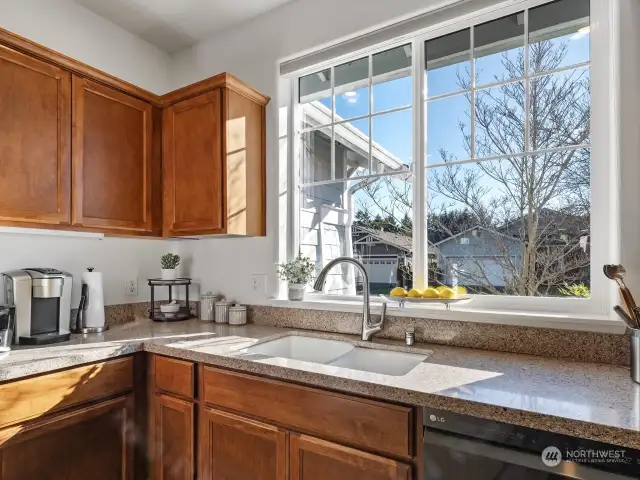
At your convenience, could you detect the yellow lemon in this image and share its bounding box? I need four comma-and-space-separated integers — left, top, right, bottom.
435, 285, 447, 292
438, 287, 458, 299
407, 288, 423, 298
453, 286, 468, 295
390, 287, 408, 297
422, 287, 439, 298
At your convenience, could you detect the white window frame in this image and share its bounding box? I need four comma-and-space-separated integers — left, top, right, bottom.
280, 0, 620, 331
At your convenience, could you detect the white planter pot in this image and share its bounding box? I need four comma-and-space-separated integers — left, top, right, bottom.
161, 268, 178, 281
288, 283, 306, 301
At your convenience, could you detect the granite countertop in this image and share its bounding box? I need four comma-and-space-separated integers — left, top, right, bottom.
1, 319, 639, 449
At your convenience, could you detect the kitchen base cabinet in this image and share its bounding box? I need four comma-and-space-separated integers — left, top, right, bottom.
199, 407, 288, 480
153, 393, 194, 480
290, 433, 412, 480
0, 395, 133, 480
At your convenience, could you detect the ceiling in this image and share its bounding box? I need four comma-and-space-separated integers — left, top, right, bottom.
74, 0, 295, 53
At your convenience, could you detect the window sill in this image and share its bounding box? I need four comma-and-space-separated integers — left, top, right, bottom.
267, 298, 626, 334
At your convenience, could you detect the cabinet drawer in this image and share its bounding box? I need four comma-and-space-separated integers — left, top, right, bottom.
154, 355, 194, 398
0, 357, 133, 429
202, 366, 413, 458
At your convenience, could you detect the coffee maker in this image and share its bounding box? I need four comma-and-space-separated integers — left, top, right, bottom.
2, 268, 72, 345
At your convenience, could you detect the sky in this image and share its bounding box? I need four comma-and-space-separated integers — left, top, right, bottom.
313, 29, 589, 172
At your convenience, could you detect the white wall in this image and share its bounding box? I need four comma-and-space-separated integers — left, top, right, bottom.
0, 0, 173, 308
169, 0, 452, 303
0, 234, 175, 307
0, 0, 170, 93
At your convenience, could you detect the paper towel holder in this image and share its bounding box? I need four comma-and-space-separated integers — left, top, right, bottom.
73, 267, 108, 334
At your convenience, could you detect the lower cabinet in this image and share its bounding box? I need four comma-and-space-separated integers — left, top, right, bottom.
0, 394, 133, 480
199, 407, 287, 480
290, 433, 412, 480
198, 407, 412, 480
153, 393, 194, 480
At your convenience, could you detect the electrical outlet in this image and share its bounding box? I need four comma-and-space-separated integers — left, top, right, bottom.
125, 278, 138, 296
251, 274, 267, 293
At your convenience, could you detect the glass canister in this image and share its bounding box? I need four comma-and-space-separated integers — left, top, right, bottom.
228, 304, 247, 325
214, 299, 230, 324
200, 292, 218, 322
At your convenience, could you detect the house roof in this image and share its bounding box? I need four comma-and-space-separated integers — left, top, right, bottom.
302, 102, 408, 174
432, 225, 517, 247
354, 226, 413, 252
500, 208, 589, 237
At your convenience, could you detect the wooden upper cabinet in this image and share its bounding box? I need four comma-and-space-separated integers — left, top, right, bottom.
163, 90, 225, 235
163, 76, 269, 237
290, 434, 412, 480
72, 75, 157, 234
224, 88, 267, 236
0, 46, 71, 225
199, 407, 287, 480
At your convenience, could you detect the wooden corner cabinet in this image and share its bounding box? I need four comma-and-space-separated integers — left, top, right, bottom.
163, 76, 269, 237
72, 76, 159, 235
0, 27, 269, 238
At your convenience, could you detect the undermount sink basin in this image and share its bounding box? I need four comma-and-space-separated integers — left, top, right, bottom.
328, 348, 427, 376
245, 335, 353, 364
244, 335, 427, 376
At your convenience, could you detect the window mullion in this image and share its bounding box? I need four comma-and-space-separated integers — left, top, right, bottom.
524, 8, 531, 154
470, 25, 476, 160
368, 55, 373, 173
289, 79, 300, 262
413, 38, 426, 290
330, 65, 336, 181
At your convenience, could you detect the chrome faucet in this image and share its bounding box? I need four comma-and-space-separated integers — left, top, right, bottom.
313, 257, 387, 341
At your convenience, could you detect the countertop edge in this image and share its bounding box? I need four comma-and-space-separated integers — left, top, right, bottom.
142, 342, 640, 451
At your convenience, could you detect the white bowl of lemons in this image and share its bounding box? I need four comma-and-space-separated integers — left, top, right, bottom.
385, 286, 470, 304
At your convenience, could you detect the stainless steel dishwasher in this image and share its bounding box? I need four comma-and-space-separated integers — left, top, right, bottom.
422, 407, 640, 479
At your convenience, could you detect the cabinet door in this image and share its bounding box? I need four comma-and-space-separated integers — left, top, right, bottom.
199, 407, 287, 480
290, 433, 412, 480
154, 393, 194, 480
0, 395, 133, 480
72, 75, 154, 234
163, 90, 224, 236
0, 46, 71, 225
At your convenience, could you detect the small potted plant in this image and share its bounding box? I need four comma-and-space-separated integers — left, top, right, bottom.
160, 253, 181, 281
277, 253, 316, 301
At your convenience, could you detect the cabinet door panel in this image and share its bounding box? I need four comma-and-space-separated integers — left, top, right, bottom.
0, 395, 133, 480
163, 90, 224, 235
199, 407, 287, 480
290, 433, 411, 480
72, 75, 153, 233
154, 394, 194, 480
0, 46, 71, 224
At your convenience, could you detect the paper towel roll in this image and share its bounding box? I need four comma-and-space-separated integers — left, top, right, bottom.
82, 270, 105, 328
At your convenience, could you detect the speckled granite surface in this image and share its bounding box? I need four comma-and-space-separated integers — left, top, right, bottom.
0, 319, 638, 449
248, 305, 630, 366
70, 301, 200, 330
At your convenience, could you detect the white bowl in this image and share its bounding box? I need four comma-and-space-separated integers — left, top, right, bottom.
160, 303, 180, 314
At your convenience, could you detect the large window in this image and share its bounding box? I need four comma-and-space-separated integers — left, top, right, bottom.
289, 0, 609, 316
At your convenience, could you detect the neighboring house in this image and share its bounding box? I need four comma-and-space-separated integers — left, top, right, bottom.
352, 226, 413, 293
433, 226, 523, 292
